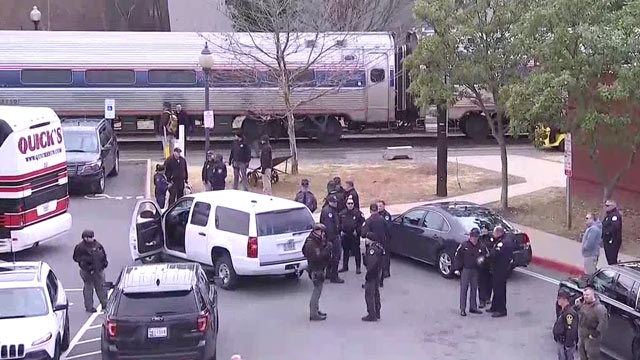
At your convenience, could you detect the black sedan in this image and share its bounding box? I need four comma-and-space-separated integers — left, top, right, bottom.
388, 201, 532, 278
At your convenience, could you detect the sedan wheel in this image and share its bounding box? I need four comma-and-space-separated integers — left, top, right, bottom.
438, 251, 454, 279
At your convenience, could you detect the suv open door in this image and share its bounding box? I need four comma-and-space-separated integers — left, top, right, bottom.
129, 200, 165, 262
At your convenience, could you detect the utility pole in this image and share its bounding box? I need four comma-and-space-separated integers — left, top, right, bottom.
436, 101, 448, 197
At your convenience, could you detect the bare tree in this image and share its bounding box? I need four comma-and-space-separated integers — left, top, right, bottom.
114, 0, 137, 30
324, 0, 400, 31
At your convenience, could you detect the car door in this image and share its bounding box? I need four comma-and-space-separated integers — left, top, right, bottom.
164, 198, 194, 257
45, 270, 65, 335
390, 209, 427, 259
590, 269, 620, 353
129, 199, 165, 261
186, 201, 213, 265
603, 273, 637, 360
422, 211, 452, 263
98, 124, 114, 172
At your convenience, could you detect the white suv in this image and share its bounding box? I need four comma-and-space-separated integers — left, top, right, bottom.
0, 261, 70, 359
129, 190, 315, 290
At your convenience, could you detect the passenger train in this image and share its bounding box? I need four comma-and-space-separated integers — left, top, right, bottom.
0, 31, 494, 142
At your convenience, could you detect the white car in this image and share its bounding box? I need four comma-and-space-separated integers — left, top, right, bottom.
0, 261, 70, 359
129, 190, 315, 290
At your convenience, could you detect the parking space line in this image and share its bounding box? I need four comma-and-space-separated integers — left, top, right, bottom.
76, 337, 100, 345
87, 324, 101, 330
515, 267, 560, 285
145, 158, 151, 198
62, 289, 112, 360
66, 289, 83, 292
64, 350, 102, 360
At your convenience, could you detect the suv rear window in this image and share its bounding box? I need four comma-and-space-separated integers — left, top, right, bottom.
215, 206, 249, 236
117, 290, 197, 316
256, 208, 314, 236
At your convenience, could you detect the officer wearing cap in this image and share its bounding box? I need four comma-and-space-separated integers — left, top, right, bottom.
202, 150, 216, 191
73, 230, 108, 313
454, 228, 485, 317
164, 146, 188, 205
486, 226, 514, 317
302, 223, 332, 321
320, 194, 344, 283
362, 232, 384, 321
554, 290, 579, 360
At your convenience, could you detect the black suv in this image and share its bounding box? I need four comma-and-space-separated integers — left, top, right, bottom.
557, 262, 640, 360
101, 263, 218, 360
61, 118, 119, 193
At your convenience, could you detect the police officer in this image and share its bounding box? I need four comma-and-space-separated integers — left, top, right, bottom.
362, 202, 389, 286
602, 199, 622, 265
72, 230, 108, 313
454, 228, 485, 317
326, 176, 346, 212
376, 200, 392, 278
487, 226, 513, 318
362, 232, 384, 322
302, 223, 332, 321
478, 228, 495, 309
554, 290, 579, 360
320, 194, 344, 283
344, 180, 360, 210
339, 198, 365, 274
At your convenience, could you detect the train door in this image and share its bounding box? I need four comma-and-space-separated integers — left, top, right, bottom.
366, 53, 390, 123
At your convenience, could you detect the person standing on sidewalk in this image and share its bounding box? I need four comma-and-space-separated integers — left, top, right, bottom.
576, 286, 608, 360
302, 223, 332, 321
164, 147, 188, 205
582, 213, 602, 276
154, 164, 169, 208
259, 135, 272, 195
295, 179, 317, 212
554, 290, 579, 360
454, 228, 484, 317
362, 232, 384, 322
229, 133, 251, 191
73, 230, 108, 313
321, 195, 344, 284
602, 200, 622, 265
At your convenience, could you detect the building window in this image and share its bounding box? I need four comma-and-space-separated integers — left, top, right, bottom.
148, 70, 197, 84
370, 68, 385, 83
85, 70, 135, 84
21, 69, 72, 84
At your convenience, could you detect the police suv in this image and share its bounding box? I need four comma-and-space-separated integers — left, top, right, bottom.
0, 261, 70, 360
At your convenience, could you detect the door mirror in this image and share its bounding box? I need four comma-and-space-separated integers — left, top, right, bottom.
53, 302, 68, 312
103, 281, 115, 290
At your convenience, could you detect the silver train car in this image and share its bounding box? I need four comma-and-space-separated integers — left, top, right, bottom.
0, 31, 403, 142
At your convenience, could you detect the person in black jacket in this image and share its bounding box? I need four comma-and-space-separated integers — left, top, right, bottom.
454, 228, 485, 317
339, 198, 365, 274
295, 179, 318, 212
229, 133, 251, 191
344, 180, 360, 210
376, 200, 393, 278
320, 195, 344, 284
487, 226, 514, 317
164, 147, 188, 206
73, 230, 108, 313
362, 202, 392, 287
362, 233, 385, 322
175, 104, 191, 139
325, 176, 346, 213
202, 151, 216, 191
478, 229, 496, 309
554, 290, 579, 360
154, 164, 169, 208
302, 223, 332, 321
259, 135, 273, 195
602, 199, 622, 264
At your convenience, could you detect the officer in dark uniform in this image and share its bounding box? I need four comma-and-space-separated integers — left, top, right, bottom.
302, 223, 332, 321
326, 176, 346, 213
454, 228, 485, 317
320, 195, 344, 283
487, 226, 514, 317
339, 198, 365, 274
602, 200, 622, 265
362, 202, 390, 286
478, 228, 496, 309
554, 290, 579, 360
344, 180, 360, 210
376, 200, 392, 278
362, 232, 384, 322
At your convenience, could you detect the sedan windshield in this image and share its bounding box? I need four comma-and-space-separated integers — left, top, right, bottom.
63, 130, 98, 153
449, 207, 514, 233
0, 287, 49, 319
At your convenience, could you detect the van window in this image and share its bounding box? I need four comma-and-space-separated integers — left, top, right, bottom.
255, 208, 314, 236
215, 206, 249, 236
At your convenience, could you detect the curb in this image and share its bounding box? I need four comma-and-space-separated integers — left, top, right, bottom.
532, 255, 584, 276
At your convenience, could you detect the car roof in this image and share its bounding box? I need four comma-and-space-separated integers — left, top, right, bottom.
119, 263, 198, 294
609, 262, 640, 278
61, 118, 105, 130
0, 261, 47, 287
188, 190, 308, 214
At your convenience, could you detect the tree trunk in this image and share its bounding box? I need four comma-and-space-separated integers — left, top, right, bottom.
603, 185, 614, 203
283, 91, 299, 174
498, 135, 509, 210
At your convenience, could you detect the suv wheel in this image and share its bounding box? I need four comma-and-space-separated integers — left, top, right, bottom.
61, 310, 70, 351
93, 170, 105, 194
215, 253, 238, 290
438, 250, 455, 279
109, 153, 120, 176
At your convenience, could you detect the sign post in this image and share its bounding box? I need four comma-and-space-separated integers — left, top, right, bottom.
104, 99, 115, 119
204, 111, 214, 129
564, 133, 573, 229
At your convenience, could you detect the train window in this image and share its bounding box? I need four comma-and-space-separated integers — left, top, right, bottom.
210, 69, 257, 87
148, 70, 197, 84
323, 70, 365, 87
85, 70, 135, 84
290, 69, 315, 84
370, 68, 385, 83
21, 69, 72, 84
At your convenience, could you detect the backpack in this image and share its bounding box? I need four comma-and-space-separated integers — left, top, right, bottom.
167, 113, 178, 135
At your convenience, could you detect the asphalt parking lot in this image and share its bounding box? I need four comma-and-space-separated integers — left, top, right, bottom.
1, 157, 576, 360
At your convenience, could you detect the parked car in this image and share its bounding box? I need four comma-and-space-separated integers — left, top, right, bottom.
129, 190, 315, 290
62, 118, 119, 194
101, 263, 218, 360
388, 201, 532, 278
557, 262, 640, 360
0, 261, 70, 360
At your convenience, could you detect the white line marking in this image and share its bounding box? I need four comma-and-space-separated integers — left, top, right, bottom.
66, 289, 84, 292
62, 289, 112, 360
145, 158, 151, 199
64, 350, 102, 360
515, 267, 560, 285
76, 337, 100, 345
87, 324, 101, 330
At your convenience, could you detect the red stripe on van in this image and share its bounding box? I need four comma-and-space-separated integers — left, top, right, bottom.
0, 162, 67, 183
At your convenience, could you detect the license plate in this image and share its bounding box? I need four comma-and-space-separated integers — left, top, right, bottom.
36, 200, 57, 216
147, 327, 167, 338
283, 241, 295, 251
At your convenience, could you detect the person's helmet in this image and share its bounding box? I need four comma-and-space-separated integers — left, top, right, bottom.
81, 229, 95, 239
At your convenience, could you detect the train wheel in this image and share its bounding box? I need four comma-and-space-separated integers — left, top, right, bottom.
317, 116, 342, 143
463, 114, 489, 141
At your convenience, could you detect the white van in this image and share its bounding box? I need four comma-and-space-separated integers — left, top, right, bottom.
0, 106, 72, 253
129, 190, 315, 289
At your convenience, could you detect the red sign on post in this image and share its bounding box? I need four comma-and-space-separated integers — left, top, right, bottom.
564, 133, 572, 177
